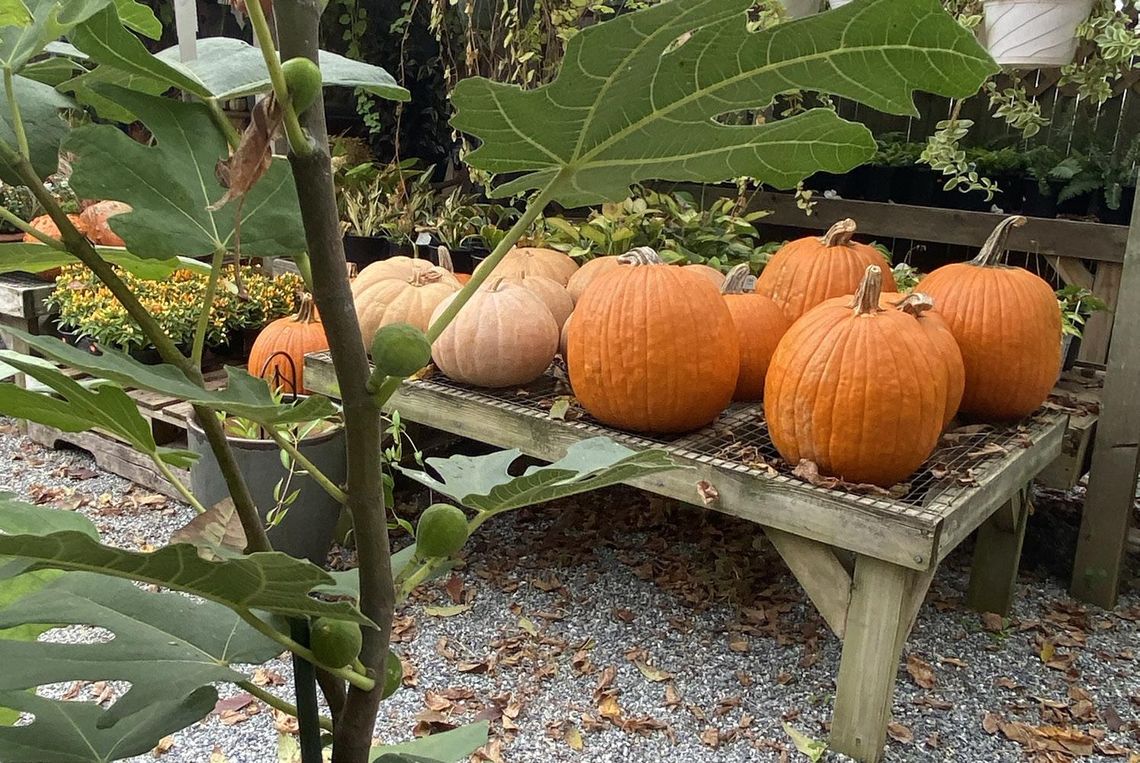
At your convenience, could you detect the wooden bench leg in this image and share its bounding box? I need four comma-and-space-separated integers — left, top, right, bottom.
831, 555, 913, 763
965, 485, 1028, 616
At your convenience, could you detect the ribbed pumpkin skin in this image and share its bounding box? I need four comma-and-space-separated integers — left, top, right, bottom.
765, 270, 948, 487
79, 201, 131, 246
352, 272, 459, 345
559, 313, 572, 356
502, 274, 573, 328
568, 262, 739, 433
683, 263, 726, 288
356, 256, 461, 289
755, 221, 895, 321
430, 283, 558, 388
724, 292, 789, 401
476, 246, 579, 285
567, 256, 620, 303
918, 264, 1060, 420
248, 297, 328, 395
23, 213, 89, 243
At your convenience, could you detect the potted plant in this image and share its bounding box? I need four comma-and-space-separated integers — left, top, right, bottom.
188, 401, 346, 564
981, 0, 1095, 66
1057, 284, 1107, 370
337, 160, 437, 267
421, 189, 520, 273
0, 183, 38, 239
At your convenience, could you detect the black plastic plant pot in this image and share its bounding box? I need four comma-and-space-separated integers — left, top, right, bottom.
990, 174, 1025, 214
341, 235, 412, 269
445, 246, 490, 275
1056, 190, 1094, 220
187, 417, 347, 565
803, 171, 855, 199
1021, 179, 1058, 219
1095, 187, 1135, 226
1062, 333, 1081, 372
889, 166, 936, 206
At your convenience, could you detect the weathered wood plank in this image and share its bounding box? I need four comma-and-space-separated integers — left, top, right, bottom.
668, 187, 1130, 264
1037, 412, 1096, 489
894, 566, 936, 657
966, 486, 1029, 616
1078, 262, 1123, 365
831, 556, 912, 763
1072, 182, 1140, 608
932, 416, 1065, 562
764, 528, 852, 638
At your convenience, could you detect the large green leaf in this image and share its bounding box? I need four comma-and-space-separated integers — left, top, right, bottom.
0, 0, 112, 72
18, 53, 82, 85
0, 73, 73, 183
0, 1, 31, 28
156, 36, 409, 101
369, 722, 490, 762
0, 572, 283, 725
111, 0, 158, 38
69, 7, 208, 96
0, 496, 372, 625
65, 86, 306, 258
397, 437, 679, 513
0, 570, 58, 725
452, 0, 997, 205
0, 244, 211, 278
0, 353, 197, 468
5, 328, 338, 425
0, 687, 215, 762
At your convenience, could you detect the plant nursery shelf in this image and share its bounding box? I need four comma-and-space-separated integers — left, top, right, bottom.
304, 352, 1066, 763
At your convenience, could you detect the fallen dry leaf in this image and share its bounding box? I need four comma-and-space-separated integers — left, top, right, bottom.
981, 612, 1004, 631
696, 480, 719, 506
699, 727, 720, 748
564, 726, 584, 751
887, 722, 913, 744
906, 654, 935, 689
424, 604, 473, 617
634, 660, 671, 683
152, 735, 174, 757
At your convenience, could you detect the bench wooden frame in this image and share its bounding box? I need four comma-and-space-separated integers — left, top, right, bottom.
306, 354, 1064, 763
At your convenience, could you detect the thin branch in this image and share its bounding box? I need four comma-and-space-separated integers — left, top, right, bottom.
206, 97, 242, 149
238, 679, 335, 732
191, 248, 226, 367
243, 0, 312, 156
152, 456, 207, 513
269, 427, 348, 504
3, 67, 30, 159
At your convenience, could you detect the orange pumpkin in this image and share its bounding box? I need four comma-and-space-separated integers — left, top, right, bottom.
475, 246, 579, 285
248, 294, 329, 395
501, 273, 573, 329
764, 265, 949, 487
430, 279, 559, 388
567, 247, 739, 433
683, 263, 725, 288
720, 264, 789, 402
567, 256, 620, 303
79, 200, 131, 246
755, 218, 896, 321
352, 266, 460, 344
917, 216, 1061, 420
22, 213, 90, 244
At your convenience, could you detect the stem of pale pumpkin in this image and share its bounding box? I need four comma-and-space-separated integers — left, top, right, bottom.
820, 218, 857, 247
852, 265, 884, 316
971, 215, 1027, 267
720, 263, 751, 295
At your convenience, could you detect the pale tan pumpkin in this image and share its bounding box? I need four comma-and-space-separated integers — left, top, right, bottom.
352, 268, 459, 345
475, 246, 579, 285
356, 256, 461, 289
431, 279, 559, 387
559, 313, 572, 356
501, 273, 573, 329
567, 256, 620, 302
682, 263, 726, 288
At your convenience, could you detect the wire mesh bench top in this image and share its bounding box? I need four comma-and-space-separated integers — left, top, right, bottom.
305, 353, 1066, 572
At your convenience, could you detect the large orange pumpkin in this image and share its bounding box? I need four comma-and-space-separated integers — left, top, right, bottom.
720, 264, 790, 401
764, 265, 949, 487
755, 218, 896, 321
475, 246, 579, 285
22, 213, 90, 244
917, 216, 1061, 420
352, 266, 460, 344
248, 294, 329, 394
567, 247, 739, 433
566, 255, 620, 303
79, 201, 131, 246
430, 279, 559, 388
683, 263, 726, 288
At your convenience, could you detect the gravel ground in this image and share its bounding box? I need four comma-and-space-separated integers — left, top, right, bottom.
1, 418, 1138, 762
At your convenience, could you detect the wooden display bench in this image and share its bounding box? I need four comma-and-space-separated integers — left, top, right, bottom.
0, 272, 54, 360
305, 353, 1065, 763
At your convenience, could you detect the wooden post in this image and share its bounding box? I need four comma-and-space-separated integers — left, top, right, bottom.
831, 556, 912, 763
966, 485, 1029, 616
1071, 174, 1140, 608
173, 0, 197, 63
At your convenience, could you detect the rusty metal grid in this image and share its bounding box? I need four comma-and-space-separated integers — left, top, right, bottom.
407, 369, 1059, 522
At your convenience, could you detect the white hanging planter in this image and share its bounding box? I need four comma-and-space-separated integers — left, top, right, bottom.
981, 0, 1095, 67
780, 0, 822, 18
829, 0, 855, 7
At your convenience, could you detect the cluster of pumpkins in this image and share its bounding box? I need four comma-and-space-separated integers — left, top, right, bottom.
336, 215, 1061, 488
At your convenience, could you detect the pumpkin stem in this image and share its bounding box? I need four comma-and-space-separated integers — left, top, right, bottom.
820, 218, 857, 247
437, 245, 455, 274
971, 215, 1027, 267
487, 277, 505, 292
852, 265, 884, 316
720, 263, 753, 295
411, 268, 443, 287
295, 293, 319, 324
894, 292, 934, 318
617, 246, 664, 266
